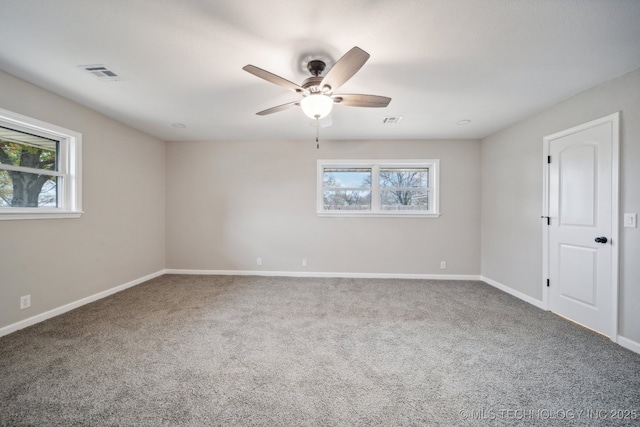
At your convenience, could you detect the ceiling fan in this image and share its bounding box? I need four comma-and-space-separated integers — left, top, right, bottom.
243, 46, 391, 120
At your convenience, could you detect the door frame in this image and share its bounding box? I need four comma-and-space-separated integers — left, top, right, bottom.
542, 112, 620, 341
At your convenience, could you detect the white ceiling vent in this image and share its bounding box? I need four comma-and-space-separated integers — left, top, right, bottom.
79, 64, 125, 81
382, 116, 403, 124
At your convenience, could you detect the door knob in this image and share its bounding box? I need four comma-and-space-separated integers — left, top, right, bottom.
594, 237, 608, 244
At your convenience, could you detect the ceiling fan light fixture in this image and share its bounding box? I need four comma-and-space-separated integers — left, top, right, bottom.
300, 93, 333, 119
244, 47, 390, 119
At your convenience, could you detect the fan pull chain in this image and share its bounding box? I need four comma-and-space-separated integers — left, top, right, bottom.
315, 119, 320, 149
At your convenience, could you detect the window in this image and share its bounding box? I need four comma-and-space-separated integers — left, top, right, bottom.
318, 160, 439, 217
0, 108, 82, 220
322, 168, 372, 211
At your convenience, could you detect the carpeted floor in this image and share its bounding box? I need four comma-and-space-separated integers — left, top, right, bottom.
1, 275, 639, 426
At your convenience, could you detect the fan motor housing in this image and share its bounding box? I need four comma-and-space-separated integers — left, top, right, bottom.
301, 76, 328, 94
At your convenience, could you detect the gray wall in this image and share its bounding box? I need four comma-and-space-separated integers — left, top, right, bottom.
481, 68, 640, 343
166, 139, 481, 275
0, 70, 166, 330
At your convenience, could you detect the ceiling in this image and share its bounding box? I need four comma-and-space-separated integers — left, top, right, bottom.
1, 0, 639, 142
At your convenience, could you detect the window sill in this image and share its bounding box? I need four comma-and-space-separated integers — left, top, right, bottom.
0, 210, 83, 221
317, 211, 441, 218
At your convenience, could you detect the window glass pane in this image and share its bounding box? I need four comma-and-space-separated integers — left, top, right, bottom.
323, 168, 371, 189
323, 190, 371, 210
379, 168, 428, 189
0, 170, 58, 207
381, 190, 429, 211
0, 126, 58, 171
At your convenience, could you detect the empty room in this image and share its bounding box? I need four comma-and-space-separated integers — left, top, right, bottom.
1, 1, 639, 425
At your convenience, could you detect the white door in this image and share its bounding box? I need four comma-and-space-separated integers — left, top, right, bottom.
544, 113, 619, 338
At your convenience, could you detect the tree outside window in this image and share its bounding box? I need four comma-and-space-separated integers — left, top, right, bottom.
0, 134, 58, 207
378, 168, 429, 211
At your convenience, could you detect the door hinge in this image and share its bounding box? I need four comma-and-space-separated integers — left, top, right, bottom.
547, 155, 551, 163
547, 278, 550, 287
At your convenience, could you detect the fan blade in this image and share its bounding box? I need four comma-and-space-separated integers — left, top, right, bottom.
320, 47, 370, 92
256, 100, 300, 116
243, 65, 306, 93
332, 94, 391, 108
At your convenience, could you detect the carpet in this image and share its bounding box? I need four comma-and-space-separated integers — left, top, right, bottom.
1, 275, 639, 426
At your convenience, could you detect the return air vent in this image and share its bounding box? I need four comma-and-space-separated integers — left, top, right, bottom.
79, 64, 125, 81
382, 116, 403, 124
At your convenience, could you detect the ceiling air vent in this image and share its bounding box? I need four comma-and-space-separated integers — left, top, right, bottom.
382, 116, 403, 124
79, 64, 125, 81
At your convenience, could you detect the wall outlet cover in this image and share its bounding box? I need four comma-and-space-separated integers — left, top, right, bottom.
20, 295, 31, 310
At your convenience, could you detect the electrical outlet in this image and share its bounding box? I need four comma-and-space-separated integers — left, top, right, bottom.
20, 295, 31, 310
440, 261, 446, 269
256, 257, 262, 266
302, 259, 307, 267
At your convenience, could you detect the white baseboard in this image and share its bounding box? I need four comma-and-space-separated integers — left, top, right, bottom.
165, 269, 482, 281
0, 270, 166, 338
617, 336, 640, 355
480, 276, 546, 310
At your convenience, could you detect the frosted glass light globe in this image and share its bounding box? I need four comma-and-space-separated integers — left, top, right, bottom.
300, 94, 333, 119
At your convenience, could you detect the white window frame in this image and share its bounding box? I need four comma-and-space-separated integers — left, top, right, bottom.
0, 108, 82, 220
317, 159, 440, 217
